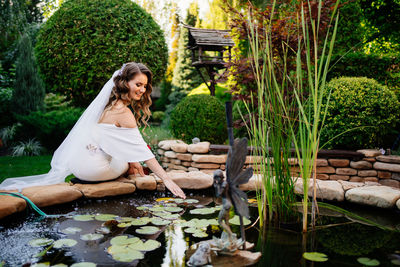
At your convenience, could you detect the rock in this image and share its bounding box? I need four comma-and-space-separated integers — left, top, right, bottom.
22, 183, 83, 207
157, 149, 165, 155
349, 176, 364, 183
328, 159, 350, 167
245, 156, 264, 164
192, 154, 227, 164
392, 172, 400, 181
182, 161, 192, 167
377, 171, 391, 179
364, 177, 379, 183
200, 169, 218, 175
158, 140, 185, 150
345, 185, 400, 208
176, 153, 192, 161
191, 162, 220, 169
188, 167, 199, 172
187, 142, 210, 153
336, 168, 357, 176
358, 170, 377, 177
115, 177, 135, 184
376, 155, 400, 164
363, 157, 376, 162
220, 164, 226, 170
162, 162, 169, 168
160, 156, 170, 163
317, 174, 329, 180
239, 174, 263, 191
316, 166, 336, 174
379, 179, 400, 188
0, 194, 27, 219
365, 181, 380, 186
294, 178, 344, 201
169, 164, 188, 171
288, 158, 298, 165
316, 159, 328, 167
357, 149, 382, 157
330, 175, 350, 181
128, 175, 157, 190
74, 181, 135, 198
168, 171, 213, 189
170, 159, 181, 165
374, 162, 400, 173
171, 143, 188, 153
338, 180, 364, 191
164, 151, 177, 159
350, 161, 372, 169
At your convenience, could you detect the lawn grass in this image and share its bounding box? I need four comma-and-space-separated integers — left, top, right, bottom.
0, 155, 52, 183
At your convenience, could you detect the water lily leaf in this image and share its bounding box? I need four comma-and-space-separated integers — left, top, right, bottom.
128, 239, 161, 251
117, 222, 132, 228
130, 217, 151, 226
152, 211, 179, 220
164, 206, 183, 213
183, 219, 210, 228
173, 198, 199, 204
51, 264, 68, 267
189, 207, 217, 215
149, 206, 165, 212
303, 252, 328, 262
136, 206, 149, 211
112, 250, 144, 262
184, 227, 198, 234
229, 215, 251, 226
60, 227, 82, 234
151, 218, 171, 226
164, 203, 178, 207
31, 263, 50, 267
136, 226, 160, 235
192, 230, 208, 238
108, 245, 131, 255
95, 214, 117, 221
80, 233, 104, 241
156, 197, 174, 202
208, 219, 219, 225
110, 236, 140, 246
357, 258, 380, 266
73, 215, 94, 221
53, 239, 77, 248
70, 262, 97, 267
118, 217, 135, 222
29, 238, 54, 247
391, 259, 400, 266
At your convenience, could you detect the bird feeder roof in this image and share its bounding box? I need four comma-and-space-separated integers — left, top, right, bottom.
184, 25, 235, 50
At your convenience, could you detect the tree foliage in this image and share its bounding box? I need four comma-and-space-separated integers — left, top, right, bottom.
35, 0, 168, 106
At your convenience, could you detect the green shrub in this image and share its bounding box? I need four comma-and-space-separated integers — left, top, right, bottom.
35, 0, 168, 107
170, 95, 227, 144
44, 93, 71, 111
12, 139, 43, 156
321, 77, 400, 149
152, 111, 165, 123
16, 107, 83, 150
0, 87, 13, 127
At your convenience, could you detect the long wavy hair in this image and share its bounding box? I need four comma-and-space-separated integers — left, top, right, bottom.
104, 62, 153, 127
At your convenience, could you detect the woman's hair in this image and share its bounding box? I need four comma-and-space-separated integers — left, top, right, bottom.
104, 62, 153, 127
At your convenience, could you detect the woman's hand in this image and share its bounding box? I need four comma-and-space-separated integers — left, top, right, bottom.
128, 162, 145, 176
163, 177, 186, 199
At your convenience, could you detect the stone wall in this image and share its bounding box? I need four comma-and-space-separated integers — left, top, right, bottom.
158, 141, 400, 189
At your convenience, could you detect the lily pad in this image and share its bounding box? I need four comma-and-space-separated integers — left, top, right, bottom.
110, 236, 140, 246
80, 233, 104, 241
53, 239, 77, 249
164, 206, 183, 213
31, 263, 50, 267
60, 227, 82, 234
136, 226, 160, 235
184, 227, 199, 234
174, 198, 199, 204
151, 218, 171, 226
229, 215, 251, 226
29, 238, 54, 247
130, 217, 151, 226
118, 217, 135, 222
357, 258, 380, 266
189, 207, 217, 215
303, 252, 328, 262
51, 264, 68, 267
152, 211, 179, 220
192, 230, 208, 238
112, 250, 144, 262
73, 215, 94, 221
149, 206, 165, 212
70, 262, 97, 267
95, 214, 117, 221
117, 222, 132, 228
208, 219, 219, 225
128, 239, 161, 251
391, 259, 400, 266
136, 206, 149, 211
183, 219, 210, 229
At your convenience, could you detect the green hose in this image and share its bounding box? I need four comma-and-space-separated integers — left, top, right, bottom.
0, 192, 60, 218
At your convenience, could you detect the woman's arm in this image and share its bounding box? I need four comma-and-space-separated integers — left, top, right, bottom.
145, 158, 186, 199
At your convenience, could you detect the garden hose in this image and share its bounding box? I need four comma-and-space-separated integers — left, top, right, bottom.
0, 192, 61, 218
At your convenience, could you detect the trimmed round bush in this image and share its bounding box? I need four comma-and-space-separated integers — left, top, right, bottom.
170, 95, 227, 144
35, 0, 168, 106
321, 77, 400, 149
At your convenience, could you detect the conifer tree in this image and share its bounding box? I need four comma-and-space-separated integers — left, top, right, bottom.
12, 33, 45, 115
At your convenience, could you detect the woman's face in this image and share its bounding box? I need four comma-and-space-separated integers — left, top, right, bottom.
127, 73, 148, 101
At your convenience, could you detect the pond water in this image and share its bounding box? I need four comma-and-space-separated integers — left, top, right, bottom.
1, 191, 400, 267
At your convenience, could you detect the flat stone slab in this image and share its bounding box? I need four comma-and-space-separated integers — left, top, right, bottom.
168, 171, 213, 189
192, 154, 227, 163
171, 143, 188, 153
345, 185, 400, 208
337, 181, 364, 191
376, 155, 400, 164
128, 175, 157, 190
22, 183, 83, 207
239, 174, 263, 191
373, 162, 400, 173
294, 178, 344, 201
158, 140, 185, 150
74, 181, 135, 198
357, 149, 382, 157
187, 142, 210, 153
0, 193, 27, 219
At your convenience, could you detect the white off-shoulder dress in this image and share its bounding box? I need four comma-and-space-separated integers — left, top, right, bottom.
68, 123, 155, 181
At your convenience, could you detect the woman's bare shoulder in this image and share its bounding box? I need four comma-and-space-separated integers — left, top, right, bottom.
117, 107, 137, 128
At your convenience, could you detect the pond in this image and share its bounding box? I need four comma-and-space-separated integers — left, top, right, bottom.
1, 191, 400, 267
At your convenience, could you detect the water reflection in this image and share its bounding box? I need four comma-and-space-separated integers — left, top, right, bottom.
161, 224, 187, 267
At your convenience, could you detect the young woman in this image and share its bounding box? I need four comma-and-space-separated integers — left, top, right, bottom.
0, 62, 185, 199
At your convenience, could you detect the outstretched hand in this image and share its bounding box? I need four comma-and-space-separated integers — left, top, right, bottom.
128, 162, 145, 176
163, 178, 186, 199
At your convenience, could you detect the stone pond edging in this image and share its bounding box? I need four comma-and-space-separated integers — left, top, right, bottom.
1, 144, 400, 219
